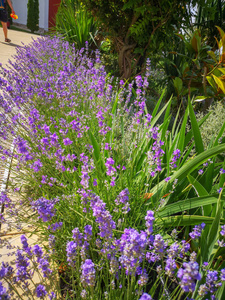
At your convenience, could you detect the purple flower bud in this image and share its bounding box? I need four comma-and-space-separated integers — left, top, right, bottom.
66, 241, 77, 267
189, 223, 205, 240
139, 293, 152, 300
145, 210, 154, 235
81, 259, 96, 288
177, 261, 201, 292
36, 284, 47, 298
63, 138, 73, 146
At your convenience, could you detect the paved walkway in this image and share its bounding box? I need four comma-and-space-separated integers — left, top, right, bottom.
0, 28, 38, 68
0, 29, 43, 299
0, 28, 38, 196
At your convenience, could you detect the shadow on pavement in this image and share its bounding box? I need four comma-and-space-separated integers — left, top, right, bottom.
0, 41, 21, 48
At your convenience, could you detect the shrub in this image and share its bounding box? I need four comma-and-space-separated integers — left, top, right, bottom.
27, 0, 39, 33
196, 101, 225, 149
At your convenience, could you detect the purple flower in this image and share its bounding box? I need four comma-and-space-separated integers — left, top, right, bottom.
15, 249, 31, 282
66, 241, 77, 267
167, 242, 180, 258
48, 222, 63, 232
114, 188, 130, 214
145, 210, 154, 235
217, 188, 223, 194
180, 240, 190, 258
81, 259, 96, 288
153, 234, 166, 256
220, 168, 225, 174
104, 143, 111, 150
49, 234, 56, 249
221, 269, 225, 281
48, 292, 57, 299
109, 256, 119, 275
0, 281, 9, 299
138, 268, 148, 286
165, 257, 177, 277
170, 149, 181, 168
198, 169, 204, 175
105, 157, 116, 177
21, 235, 32, 256
38, 257, 52, 278
72, 228, 83, 246
30, 159, 43, 172
220, 225, 225, 236
63, 137, 73, 146
31, 197, 58, 222
139, 293, 152, 300
33, 244, 43, 262
0, 262, 13, 279
177, 261, 201, 292
84, 225, 92, 240
119, 228, 148, 274
36, 284, 47, 298
90, 194, 116, 239
189, 223, 205, 240
205, 270, 220, 294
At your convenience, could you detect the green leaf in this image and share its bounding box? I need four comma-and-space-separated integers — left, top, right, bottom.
194, 96, 209, 102
88, 130, 100, 162
151, 89, 165, 119
148, 144, 225, 204
187, 174, 212, 215
173, 77, 183, 95
156, 215, 224, 227
187, 174, 208, 197
206, 75, 217, 91
213, 120, 225, 146
157, 194, 221, 218
212, 74, 225, 94
200, 192, 222, 267
188, 98, 204, 154
177, 108, 188, 154
207, 50, 218, 63
184, 112, 210, 149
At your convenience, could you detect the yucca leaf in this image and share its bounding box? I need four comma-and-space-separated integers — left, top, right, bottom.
156, 215, 224, 227
151, 89, 166, 118
88, 130, 101, 162
148, 144, 225, 204
188, 98, 204, 154
157, 194, 222, 218
187, 174, 208, 197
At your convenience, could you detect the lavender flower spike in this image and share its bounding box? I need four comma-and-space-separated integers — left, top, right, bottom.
177, 261, 201, 292
81, 259, 96, 288
189, 223, 205, 240
145, 210, 155, 235
139, 293, 152, 300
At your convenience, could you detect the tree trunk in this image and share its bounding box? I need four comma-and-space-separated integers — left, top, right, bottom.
118, 43, 136, 80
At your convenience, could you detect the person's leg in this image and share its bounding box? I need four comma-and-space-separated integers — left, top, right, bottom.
1, 21, 10, 42
1, 21, 7, 39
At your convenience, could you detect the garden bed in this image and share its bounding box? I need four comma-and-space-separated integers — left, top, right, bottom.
0, 36, 225, 299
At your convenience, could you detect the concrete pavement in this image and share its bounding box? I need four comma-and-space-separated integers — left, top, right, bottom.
0, 28, 39, 190
0, 28, 43, 297
0, 28, 38, 67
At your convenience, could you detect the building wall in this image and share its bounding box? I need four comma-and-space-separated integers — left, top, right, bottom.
12, 0, 49, 31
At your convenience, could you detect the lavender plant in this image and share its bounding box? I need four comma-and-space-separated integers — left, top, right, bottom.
0, 36, 225, 299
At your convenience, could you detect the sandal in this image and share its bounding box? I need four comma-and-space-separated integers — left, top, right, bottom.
5, 38, 11, 43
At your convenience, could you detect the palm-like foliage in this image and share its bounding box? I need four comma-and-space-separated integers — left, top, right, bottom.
195, 0, 225, 49
55, 0, 97, 49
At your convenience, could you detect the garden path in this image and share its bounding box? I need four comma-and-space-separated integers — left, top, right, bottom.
0, 29, 44, 298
